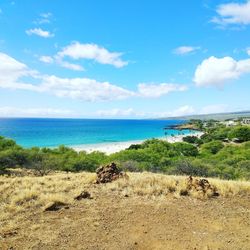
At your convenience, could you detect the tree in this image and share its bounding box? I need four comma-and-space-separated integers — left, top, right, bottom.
27, 152, 59, 176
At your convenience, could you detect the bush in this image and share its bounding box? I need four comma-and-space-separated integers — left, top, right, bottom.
0, 136, 17, 150
173, 142, 199, 157
0, 148, 28, 169
119, 160, 142, 172
170, 160, 209, 177
0, 130, 249, 180
229, 126, 250, 142
201, 141, 224, 155
27, 152, 59, 176
183, 136, 202, 145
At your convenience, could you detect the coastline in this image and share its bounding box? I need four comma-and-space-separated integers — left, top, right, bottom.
71, 131, 203, 155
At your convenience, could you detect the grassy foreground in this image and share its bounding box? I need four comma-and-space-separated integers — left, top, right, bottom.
1, 171, 250, 231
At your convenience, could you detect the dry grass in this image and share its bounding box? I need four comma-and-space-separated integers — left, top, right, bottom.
1, 170, 250, 233
0, 172, 96, 231
105, 172, 250, 198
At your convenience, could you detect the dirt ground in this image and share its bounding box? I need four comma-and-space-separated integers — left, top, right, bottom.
1, 186, 250, 250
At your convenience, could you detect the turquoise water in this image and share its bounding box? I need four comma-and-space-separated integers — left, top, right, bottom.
0, 118, 190, 148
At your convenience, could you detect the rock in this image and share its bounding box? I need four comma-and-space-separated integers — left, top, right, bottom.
96, 162, 125, 184
44, 201, 68, 211
74, 191, 91, 200
185, 176, 219, 197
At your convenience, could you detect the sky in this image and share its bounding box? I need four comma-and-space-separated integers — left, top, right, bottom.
0, 0, 250, 118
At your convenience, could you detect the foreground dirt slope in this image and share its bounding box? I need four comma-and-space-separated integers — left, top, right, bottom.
1, 186, 250, 250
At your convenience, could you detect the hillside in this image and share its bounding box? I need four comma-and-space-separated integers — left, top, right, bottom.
1, 171, 250, 250
159, 110, 250, 121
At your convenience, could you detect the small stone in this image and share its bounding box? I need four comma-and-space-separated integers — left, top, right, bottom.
44, 201, 68, 211
74, 191, 91, 200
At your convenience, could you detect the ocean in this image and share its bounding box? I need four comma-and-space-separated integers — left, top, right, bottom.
0, 118, 190, 148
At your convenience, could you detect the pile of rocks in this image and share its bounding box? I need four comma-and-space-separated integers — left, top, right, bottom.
186, 176, 219, 197
96, 162, 124, 184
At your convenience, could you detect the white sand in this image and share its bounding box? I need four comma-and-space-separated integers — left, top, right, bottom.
71, 132, 203, 155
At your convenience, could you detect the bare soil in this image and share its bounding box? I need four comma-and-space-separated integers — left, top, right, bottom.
1, 186, 250, 250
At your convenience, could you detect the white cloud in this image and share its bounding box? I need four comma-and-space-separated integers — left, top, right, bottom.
173, 46, 200, 55
0, 52, 37, 90
38, 12, 52, 24
0, 107, 72, 118
39, 42, 128, 71
97, 104, 235, 118
39, 76, 134, 101
57, 42, 128, 68
26, 28, 54, 38
33, 13, 53, 25
0, 53, 188, 102
96, 108, 138, 117
137, 83, 187, 98
193, 56, 250, 87
212, 0, 250, 26
57, 61, 84, 71
39, 55, 84, 71
247, 48, 250, 56
200, 104, 228, 114
0, 52, 132, 101
96, 105, 195, 118
167, 105, 195, 117
39, 56, 54, 63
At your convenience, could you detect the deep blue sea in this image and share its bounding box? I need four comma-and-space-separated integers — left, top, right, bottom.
0, 118, 190, 148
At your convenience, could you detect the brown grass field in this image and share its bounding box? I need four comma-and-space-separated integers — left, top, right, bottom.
1, 171, 250, 250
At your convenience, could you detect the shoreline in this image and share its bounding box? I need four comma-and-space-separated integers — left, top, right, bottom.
71, 131, 203, 155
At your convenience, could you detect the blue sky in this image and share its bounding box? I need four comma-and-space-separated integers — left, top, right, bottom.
0, 0, 250, 118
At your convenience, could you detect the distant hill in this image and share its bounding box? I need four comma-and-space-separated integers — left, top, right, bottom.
159, 110, 250, 121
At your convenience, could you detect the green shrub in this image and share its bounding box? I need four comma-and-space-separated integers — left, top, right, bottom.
229, 126, 250, 142
200, 140, 224, 155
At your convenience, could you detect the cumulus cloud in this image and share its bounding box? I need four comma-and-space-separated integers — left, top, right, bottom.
0, 52, 133, 101
137, 83, 187, 98
39, 76, 134, 101
57, 42, 128, 68
0, 52, 38, 90
26, 28, 54, 38
0, 52, 187, 101
173, 46, 200, 55
0, 106, 72, 118
193, 56, 250, 87
212, 0, 250, 26
39, 42, 128, 70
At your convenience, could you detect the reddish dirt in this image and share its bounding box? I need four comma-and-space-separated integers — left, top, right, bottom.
1, 189, 250, 250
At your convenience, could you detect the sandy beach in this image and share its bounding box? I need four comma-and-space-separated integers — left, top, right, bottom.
71, 132, 203, 155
